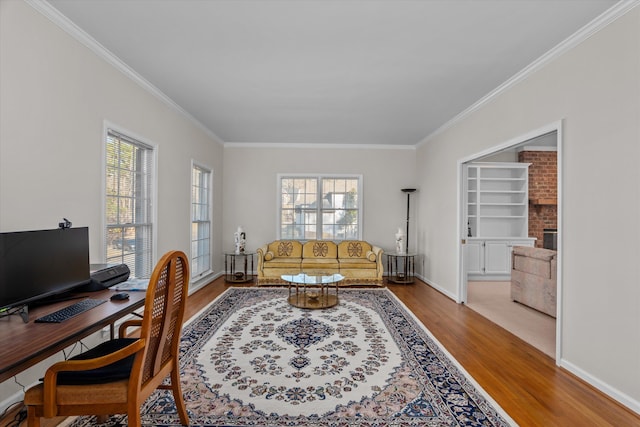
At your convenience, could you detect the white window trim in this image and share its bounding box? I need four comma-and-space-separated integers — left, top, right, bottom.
276, 173, 363, 241
101, 121, 158, 266
190, 160, 214, 280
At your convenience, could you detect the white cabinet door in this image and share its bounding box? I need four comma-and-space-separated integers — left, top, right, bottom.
484, 241, 511, 275
466, 241, 484, 275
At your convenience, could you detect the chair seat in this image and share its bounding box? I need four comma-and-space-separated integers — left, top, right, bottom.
57, 338, 138, 385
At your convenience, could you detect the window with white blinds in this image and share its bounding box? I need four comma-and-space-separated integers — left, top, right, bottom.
191, 163, 212, 279
105, 129, 154, 278
279, 175, 362, 240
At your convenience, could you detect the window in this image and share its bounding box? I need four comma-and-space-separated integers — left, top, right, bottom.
105, 129, 154, 278
191, 163, 212, 279
279, 175, 362, 240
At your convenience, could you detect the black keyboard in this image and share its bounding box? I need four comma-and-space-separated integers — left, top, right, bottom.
35, 299, 107, 323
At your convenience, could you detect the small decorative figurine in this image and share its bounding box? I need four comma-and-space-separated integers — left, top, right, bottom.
234, 226, 246, 254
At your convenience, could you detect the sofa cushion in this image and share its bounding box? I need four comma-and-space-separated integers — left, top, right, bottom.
301, 258, 339, 270
268, 240, 303, 258
339, 258, 377, 269
264, 251, 274, 261
302, 241, 338, 259
262, 257, 302, 269
338, 241, 372, 259
366, 250, 376, 262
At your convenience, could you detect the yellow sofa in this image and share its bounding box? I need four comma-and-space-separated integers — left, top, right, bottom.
256, 240, 383, 285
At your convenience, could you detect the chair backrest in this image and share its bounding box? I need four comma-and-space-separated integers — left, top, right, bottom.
135, 250, 189, 389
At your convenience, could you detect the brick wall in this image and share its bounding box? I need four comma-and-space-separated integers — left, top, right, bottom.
519, 151, 557, 248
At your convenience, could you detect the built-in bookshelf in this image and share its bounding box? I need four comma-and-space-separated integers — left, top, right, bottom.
466, 162, 530, 238
465, 162, 535, 279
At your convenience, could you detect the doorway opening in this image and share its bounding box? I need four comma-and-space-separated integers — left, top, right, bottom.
457, 121, 562, 361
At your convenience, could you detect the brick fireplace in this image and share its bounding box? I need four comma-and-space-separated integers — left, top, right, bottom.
519, 150, 557, 248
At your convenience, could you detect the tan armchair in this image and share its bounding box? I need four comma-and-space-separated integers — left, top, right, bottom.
24, 250, 191, 427
511, 246, 557, 318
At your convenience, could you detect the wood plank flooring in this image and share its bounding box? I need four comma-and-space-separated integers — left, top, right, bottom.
188, 277, 640, 427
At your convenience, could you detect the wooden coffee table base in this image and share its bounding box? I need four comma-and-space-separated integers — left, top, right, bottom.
287, 292, 338, 309
282, 273, 343, 310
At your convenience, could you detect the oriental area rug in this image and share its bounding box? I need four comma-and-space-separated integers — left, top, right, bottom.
68, 288, 516, 427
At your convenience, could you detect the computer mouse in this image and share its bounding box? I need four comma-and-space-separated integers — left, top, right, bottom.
110, 292, 129, 301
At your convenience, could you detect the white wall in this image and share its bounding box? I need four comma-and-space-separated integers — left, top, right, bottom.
2, 0, 638, 417
416, 7, 640, 411
0, 0, 223, 406
223, 145, 418, 255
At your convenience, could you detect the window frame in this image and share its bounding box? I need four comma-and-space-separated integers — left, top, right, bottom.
102, 123, 157, 278
190, 160, 213, 280
277, 173, 363, 241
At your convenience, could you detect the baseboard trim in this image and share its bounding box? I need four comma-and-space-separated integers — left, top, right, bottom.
559, 357, 640, 415
416, 274, 457, 301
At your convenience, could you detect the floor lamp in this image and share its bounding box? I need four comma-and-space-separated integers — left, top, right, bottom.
401, 188, 416, 253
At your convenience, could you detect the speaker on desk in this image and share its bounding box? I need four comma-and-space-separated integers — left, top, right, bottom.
76, 264, 130, 292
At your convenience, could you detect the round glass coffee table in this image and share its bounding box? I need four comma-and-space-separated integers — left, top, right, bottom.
281, 273, 344, 309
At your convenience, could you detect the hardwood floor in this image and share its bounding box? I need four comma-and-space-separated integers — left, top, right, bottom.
188, 277, 640, 427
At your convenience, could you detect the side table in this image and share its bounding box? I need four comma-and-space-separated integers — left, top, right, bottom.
386, 253, 417, 284
224, 252, 255, 283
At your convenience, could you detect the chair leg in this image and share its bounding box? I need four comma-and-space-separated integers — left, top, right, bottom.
170, 368, 189, 425
26, 406, 41, 427
127, 409, 142, 427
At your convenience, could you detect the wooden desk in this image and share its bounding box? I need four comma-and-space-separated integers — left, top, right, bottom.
0, 289, 146, 383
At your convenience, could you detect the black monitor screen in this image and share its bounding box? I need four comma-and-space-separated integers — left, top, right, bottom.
0, 227, 90, 311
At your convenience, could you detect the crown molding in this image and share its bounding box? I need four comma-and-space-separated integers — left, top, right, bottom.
26, 0, 224, 146
418, 0, 640, 147
224, 142, 416, 150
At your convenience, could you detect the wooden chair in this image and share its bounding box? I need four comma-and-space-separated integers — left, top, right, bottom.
24, 250, 191, 427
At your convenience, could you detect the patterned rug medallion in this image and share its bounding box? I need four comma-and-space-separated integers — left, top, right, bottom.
68, 288, 516, 426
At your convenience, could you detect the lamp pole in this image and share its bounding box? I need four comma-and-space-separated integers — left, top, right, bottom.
401, 188, 416, 253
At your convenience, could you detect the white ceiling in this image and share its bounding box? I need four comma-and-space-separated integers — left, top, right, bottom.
46, 0, 618, 146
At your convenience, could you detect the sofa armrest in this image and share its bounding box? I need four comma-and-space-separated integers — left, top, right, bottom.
256, 244, 268, 276
372, 245, 384, 278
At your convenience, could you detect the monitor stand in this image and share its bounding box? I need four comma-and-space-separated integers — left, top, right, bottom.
17, 306, 29, 323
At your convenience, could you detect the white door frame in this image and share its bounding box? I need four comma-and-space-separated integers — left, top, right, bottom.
456, 120, 563, 363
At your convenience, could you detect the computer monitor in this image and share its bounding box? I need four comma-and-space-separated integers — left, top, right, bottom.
0, 227, 91, 313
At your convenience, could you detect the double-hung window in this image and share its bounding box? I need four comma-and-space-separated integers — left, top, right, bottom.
105, 129, 154, 278
279, 175, 362, 240
191, 163, 212, 279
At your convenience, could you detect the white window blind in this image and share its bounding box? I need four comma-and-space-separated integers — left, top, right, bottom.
191, 163, 212, 279
105, 129, 154, 278
279, 175, 362, 240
